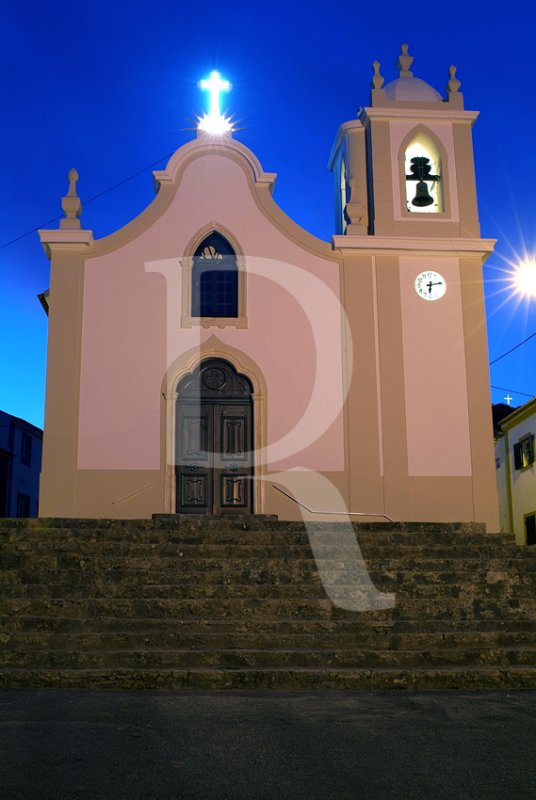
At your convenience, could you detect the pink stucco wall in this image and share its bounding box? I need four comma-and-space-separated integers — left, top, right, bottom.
78, 150, 345, 471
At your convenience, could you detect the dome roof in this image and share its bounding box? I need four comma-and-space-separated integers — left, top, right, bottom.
383, 75, 442, 103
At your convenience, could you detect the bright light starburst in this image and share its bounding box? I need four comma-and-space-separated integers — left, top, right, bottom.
513, 259, 536, 298
197, 112, 234, 135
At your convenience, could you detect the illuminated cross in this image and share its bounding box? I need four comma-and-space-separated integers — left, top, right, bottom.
199, 71, 231, 119
504, 394, 513, 406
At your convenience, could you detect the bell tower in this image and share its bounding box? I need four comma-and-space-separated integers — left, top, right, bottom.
330, 44, 480, 238
329, 45, 500, 530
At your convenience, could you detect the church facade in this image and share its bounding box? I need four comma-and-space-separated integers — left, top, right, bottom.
38, 47, 500, 529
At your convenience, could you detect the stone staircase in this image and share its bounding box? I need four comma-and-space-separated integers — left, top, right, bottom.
1, 517, 535, 690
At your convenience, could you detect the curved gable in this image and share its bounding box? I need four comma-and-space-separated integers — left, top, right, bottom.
87, 134, 334, 260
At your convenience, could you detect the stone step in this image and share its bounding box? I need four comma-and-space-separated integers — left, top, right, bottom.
0, 518, 488, 534
0, 522, 507, 540
0, 573, 536, 600
0, 575, 522, 605
1, 577, 534, 600
0, 540, 536, 568
4, 629, 536, 652
0, 529, 516, 548
5, 615, 536, 636
1, 518, 534, 691
1, 666, 534, 691
3, 564, 535, 582
2, 557, 535, 579
3, 595, 536, 620
2, 558, 535, 580
4, 645, 536, 670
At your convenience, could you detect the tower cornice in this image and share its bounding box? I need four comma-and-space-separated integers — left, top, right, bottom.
332, 235, 495, 259
361, 107, 479, 124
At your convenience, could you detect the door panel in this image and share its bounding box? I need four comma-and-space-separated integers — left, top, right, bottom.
213, 403, 252, 513
220, 474, 249, 509
180, 471, 210, 510
180, 406, 210, 461
176, 402, 213, 514
221, 416, 247, 460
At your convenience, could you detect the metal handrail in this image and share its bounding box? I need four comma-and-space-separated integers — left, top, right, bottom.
272, 483, 394, 522
112, 483, 154, 505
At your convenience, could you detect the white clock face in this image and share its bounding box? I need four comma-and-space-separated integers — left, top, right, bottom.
414, 271, 446, 301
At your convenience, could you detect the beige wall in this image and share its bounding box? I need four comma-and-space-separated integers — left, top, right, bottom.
334, 242, 498, 529
399, 256, 471, 477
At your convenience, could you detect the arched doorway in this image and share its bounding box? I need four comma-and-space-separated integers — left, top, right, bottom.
175, 358, 254, 515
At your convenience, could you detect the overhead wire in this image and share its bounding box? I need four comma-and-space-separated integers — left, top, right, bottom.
489, 330, 536, 366
491, 385, 535, 399
0, 153, 174, 251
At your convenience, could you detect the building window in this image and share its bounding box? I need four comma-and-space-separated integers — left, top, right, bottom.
339, 157, 348, 234
192, 233, 238, 318
513, 435, 535, 470
525, 514, 536, 546
21, 433, 32, 466
16, 493, 31, 518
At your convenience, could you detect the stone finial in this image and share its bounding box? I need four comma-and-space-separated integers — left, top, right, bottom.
446, 65, 461, 94
446, 64, 464, 108
397, 43, 414, 77
371, 60, 384, 90
60, 168, 82, 230
370, 59, 386, 105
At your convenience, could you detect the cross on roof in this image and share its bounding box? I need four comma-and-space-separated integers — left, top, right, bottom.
199, 71, 231, 119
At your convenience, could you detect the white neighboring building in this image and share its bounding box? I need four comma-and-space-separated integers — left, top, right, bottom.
495, 397, 536, 545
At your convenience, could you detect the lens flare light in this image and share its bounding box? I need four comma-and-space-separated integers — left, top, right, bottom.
513, 259, 536, 298
197, 70, 234, 135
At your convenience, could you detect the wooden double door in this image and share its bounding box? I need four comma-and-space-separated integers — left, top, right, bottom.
175, 360, 254, 515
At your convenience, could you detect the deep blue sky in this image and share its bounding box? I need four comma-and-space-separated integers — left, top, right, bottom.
1, 1, 535, 429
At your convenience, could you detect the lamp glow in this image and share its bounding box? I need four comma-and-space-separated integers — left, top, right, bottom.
197, 70, 233, 135
513, 259, 536, 298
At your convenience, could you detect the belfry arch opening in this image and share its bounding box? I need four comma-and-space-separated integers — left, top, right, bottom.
402, 130, 444, 214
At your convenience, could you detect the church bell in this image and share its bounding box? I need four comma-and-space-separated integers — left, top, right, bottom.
406, 156, 439, 209
412, 180, 434, 207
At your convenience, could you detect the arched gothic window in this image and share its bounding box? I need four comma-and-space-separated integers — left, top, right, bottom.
403, 133, 444, 214
192, 232, 238, 318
